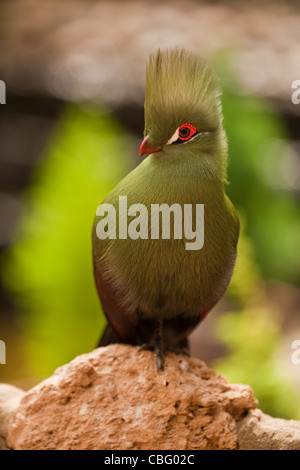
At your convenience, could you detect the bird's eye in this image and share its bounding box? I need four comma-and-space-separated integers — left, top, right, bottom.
178, 123, 197, 141
179, 127, 190, 138
166, 123, 197, 146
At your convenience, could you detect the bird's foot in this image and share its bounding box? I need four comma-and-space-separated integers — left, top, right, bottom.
166, 346, 190, 357
138, 342, 155, 352
138, 319, 165, 372
138, 342, 164, 372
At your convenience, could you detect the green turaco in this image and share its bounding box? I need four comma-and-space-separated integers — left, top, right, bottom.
92, 48, 239, 371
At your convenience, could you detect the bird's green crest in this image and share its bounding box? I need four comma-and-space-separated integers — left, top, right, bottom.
144, 48, 228, 181
144, 48, 222, 143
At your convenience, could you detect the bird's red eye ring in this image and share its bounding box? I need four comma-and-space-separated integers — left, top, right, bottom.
178, 123, 197, 141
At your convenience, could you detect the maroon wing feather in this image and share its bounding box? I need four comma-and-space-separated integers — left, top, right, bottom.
93, 253, 139, 344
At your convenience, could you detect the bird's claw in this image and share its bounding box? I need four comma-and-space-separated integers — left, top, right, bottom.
138, 342, 164, 372
166, 346, 190, 357
138, 342, 155, 352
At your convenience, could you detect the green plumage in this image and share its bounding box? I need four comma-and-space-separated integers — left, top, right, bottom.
92, 48, 239, 368
144, 48, 228, 181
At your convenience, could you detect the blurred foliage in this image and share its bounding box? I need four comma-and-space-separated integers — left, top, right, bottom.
222, 84, 300, 285
213, 220, 300, 419
210, 58, 300, 418
1, 104, 132, 376
212, 73, 300, 419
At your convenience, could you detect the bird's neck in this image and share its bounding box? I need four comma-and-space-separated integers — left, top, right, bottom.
145, 151, 227, 185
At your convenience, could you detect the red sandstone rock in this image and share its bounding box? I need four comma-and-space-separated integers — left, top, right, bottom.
0, 383, 25, 450
237, 409, 300, 450
7, 344, 257, 450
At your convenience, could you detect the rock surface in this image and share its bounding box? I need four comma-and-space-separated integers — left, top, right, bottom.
7, 344, 257, 450
237, 409, 300, 450
0, 383, 25, 450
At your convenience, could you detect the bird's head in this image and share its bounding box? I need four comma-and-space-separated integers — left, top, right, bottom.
139, 48, 228, 181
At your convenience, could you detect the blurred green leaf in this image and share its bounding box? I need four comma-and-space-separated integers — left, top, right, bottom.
215, 222, 300, 419
222, 87, 300, 284
1, 103, 132, 376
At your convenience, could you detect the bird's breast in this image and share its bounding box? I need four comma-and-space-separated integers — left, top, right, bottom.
93, 164, 238, 320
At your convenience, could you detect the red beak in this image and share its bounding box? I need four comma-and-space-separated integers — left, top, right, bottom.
139, 135, 162, 157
